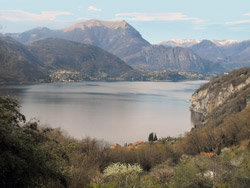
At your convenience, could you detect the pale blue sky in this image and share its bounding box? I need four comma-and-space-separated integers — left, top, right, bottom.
0, 0, 250, 43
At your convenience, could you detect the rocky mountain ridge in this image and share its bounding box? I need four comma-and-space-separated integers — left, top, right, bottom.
190, 67, 250, 127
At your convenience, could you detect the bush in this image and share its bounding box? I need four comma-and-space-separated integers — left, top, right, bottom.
103, 163, 143, 188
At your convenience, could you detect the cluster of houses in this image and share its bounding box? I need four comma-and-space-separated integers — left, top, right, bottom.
110, 140, 145, 150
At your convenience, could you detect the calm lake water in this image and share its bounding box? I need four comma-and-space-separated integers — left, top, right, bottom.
1, 81, 207, 144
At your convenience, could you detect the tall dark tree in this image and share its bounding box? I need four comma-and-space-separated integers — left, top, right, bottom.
153, 133, 158, 141
148, 132, 154, 142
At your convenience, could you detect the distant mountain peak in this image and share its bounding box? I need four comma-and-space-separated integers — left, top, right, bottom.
211, 39, 238, 47
158, 39, 201, 47
197, 40, 218, 47
168, 38, 201, 44
33, 27, 51, 31
63, 19, 129, 32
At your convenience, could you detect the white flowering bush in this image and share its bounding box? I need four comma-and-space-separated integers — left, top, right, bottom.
103, 163, 143, 188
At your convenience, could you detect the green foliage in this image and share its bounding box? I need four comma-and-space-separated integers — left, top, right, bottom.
171, 155, 214, 188
171, 146, 250, 188
0, 97, 67, 188
215, 147, 250, 188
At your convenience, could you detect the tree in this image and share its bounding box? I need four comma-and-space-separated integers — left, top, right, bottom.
148, 132, 154, 142
154, 133, 158, 141
0, 97, 67, 188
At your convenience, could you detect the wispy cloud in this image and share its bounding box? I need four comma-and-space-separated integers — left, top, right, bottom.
225, 20, 250, 25
244, 13, 250, 16
229, 27, 244, 31
225, 13, 250, 25
114, 12, 204, 24
88, 6, 102, 12
0, 10, 72, 22
193, 26, 205, 30
76, 17, 90, 21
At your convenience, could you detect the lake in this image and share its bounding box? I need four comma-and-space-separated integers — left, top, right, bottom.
0, 81, 207, 144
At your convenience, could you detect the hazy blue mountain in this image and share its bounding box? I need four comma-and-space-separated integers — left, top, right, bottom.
0, 37, 134, 83
123, 45, 224, 74
6, 27, 56, 44
188, 40, 250, 70
189, 40, 226, 62
0, 37, 48, 83
5, 19, 228, 73
27, 38, 133, 77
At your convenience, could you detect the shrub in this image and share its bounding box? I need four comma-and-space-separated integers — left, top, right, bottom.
103, 163, 143, 188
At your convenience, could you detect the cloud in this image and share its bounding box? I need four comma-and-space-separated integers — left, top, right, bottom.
88, 6, 102, 12
114, 12, 204, 24
193, 26, 205, 30
0, 10, 72, 22
225, 13, 250, 25
225, 20, 250, 25
76, 17, 89, 21
244, 13, 250, 16
229, 27, 244, 31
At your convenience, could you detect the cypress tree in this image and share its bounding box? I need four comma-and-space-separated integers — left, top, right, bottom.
148, 132, 154, 142
153, 133, 158, 141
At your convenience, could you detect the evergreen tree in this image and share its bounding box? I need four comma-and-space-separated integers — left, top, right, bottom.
153, 133, 158, 141
148, 132, 154, 142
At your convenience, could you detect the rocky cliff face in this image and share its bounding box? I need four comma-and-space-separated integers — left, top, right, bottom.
190, 67, 250, 127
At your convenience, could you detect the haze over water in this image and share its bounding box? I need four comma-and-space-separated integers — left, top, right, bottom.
2, 81, 207, 144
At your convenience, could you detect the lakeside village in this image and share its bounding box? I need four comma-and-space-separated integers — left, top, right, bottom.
111, 132, 170, 150
49, 69, 209, 82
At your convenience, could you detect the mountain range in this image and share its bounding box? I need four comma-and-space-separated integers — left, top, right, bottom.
2, 19, 250, 78
0, 37, 133, 83
5, 19, 225, 74
159, 38, 250, 70
123, 45, 221, 73
7, 19, 151, 59
1, 37, 202, 84
159, 39, 238, 48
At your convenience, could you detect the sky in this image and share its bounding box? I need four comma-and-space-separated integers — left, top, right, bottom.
0, 0, 250, 44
